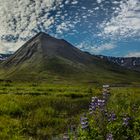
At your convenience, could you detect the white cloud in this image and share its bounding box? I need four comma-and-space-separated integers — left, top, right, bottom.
0, 0, 100, 54
0, 0, 81, 53
0, 0, 139, 56
99, 0, 140, 40
71, 1, 78, 5
126, 52, 140, 57
0, 0, 60, 51
77, 42, 116, 54
92, 43, 116, 53
97, 0, 102, 4
0, 40, 24, 54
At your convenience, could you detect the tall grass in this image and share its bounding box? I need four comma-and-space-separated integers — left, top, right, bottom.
0, 82, 139, 139
0, 82, 93, 139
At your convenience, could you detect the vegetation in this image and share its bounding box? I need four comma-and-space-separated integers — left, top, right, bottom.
0, 81, 139, 139
0, 81, 93, 139
71, 86, 140, 140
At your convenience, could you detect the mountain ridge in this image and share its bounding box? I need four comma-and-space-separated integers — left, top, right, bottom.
98, 55, 140, 72
0, 32, 140, 84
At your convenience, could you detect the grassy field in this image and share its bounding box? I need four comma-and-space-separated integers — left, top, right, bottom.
75, 86, 140, 140
0, 82, 95, 140
0, 81, 139, 139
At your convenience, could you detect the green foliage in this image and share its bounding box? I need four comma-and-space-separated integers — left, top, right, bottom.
0, 82, 92, 139
74, 87, 140, 140
0, 82, 139, 139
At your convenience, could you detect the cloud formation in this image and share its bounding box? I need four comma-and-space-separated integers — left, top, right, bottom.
77, 42, 116, 54
0, 0, 139, 56
0, 0, 79, 53
99, 0, 140, 40
126, 52, 140, 57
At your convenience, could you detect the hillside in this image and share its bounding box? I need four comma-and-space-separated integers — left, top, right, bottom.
0, 32, 140, 84
98, 55, 140, 72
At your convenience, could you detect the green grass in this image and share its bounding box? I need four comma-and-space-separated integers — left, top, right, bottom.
0, 82, 94, 139
0, 82, 139, 139
75, 86, 140, 140
1, 55, 140, 85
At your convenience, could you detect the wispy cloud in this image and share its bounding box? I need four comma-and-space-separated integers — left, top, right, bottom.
97, 0, 102, 4
126, 52, 140, 57
0, 0, 80, 52
0, 40, 24, 53
77, 42, 116, 54
99, 0, 140, 40
92, 43, 116, 53
0, 0, 139, 56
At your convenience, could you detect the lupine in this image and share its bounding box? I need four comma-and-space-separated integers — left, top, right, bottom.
123, 116, 131, 126
106, 133, 114, 140
92, 96, 98, 103
80, 85, 113, 137
89, 96, 106, 113
80, 114, 89, 130
89, 97, 98, 114
97, 99, 105, 108
108, 112, 116, 122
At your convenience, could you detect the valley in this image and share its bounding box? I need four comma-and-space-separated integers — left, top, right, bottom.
0, 33, 139, 139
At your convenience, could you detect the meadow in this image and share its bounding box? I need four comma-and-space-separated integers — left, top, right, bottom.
0, 81, 139, 140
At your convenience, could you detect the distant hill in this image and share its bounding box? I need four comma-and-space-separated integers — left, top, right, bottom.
0, 32, 140, 84
98, 55, 140, 72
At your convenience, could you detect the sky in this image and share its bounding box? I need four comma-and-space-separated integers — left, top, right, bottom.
0, 0, 140, 57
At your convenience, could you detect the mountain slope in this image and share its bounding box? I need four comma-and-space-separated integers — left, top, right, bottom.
0, 32, 140, 84
98, 55, 140, 72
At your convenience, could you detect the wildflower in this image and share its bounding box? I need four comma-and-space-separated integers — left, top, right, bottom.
80, 114, 89, 130
111, 113, 116, 121
89, 95, 107, 114
92, 96, 98, 103
108, 112, 116, 122
91, 102, 97, 109
106, 133, 113, 140
89, 97, 98, 114
123, 116, 131, 126
97, 99, 105, 108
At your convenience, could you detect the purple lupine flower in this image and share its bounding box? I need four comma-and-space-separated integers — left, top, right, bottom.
108, 112, 116, 122
89, 107, 93, 114
89, 96, 107, 114
97, 99, 105, 108
89, 97, 99, 114
123, 116, 131, 126
106, 133, 113, 140
91, 102, 97, 109
80, 114, 89, 130
92, 96, 98, 103
111, 113, 116, 121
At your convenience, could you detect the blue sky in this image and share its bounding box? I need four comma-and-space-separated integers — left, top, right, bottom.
0, 0, 140, 57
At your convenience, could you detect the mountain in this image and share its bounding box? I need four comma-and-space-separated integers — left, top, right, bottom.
98, 55, 140, 72
0, 32, 140, 84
